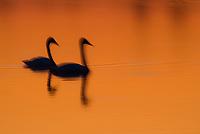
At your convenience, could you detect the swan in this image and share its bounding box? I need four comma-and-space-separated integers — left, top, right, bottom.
22, 37, 58, 70
50, 37, 93, 77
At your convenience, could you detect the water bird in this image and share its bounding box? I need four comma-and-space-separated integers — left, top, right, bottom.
50, 37, 93, 77
22, 37, 58, 70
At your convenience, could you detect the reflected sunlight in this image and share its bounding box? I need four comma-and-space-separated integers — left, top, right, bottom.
0, 0, 200, 134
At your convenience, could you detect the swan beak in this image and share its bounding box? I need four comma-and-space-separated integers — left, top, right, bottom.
88, 42, 93, 46
54, 41, 59, 46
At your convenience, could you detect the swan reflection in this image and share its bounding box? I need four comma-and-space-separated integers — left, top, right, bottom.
47, 71, 90, 105
80, 75, 89, 105
47, 72, 57, 96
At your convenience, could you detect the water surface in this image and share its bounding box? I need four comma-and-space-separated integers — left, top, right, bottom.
0, 0, 200, 133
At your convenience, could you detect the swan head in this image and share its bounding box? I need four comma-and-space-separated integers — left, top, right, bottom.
46, 37, 59, 46
80, 37, 93, 46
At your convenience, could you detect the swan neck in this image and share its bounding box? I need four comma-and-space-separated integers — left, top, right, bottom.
80, 43, 87, 68
47, 42, 56, 66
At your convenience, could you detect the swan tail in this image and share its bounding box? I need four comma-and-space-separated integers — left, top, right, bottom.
22, 60, 31, 66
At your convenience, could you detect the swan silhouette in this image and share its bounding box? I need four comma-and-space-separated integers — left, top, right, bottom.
50, 37, 93, 77
22, 37, 58, 70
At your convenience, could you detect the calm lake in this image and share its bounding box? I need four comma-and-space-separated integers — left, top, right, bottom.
1, 0, 200, 133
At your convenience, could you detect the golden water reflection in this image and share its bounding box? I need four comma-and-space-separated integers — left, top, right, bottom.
0, 0, 200, 134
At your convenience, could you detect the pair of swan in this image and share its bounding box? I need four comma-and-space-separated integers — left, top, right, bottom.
23, 37, 93, 76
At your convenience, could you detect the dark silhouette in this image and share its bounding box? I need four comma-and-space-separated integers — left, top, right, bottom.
80, 75, 89, 105
50, 37, 93, 77
47, 71, 57, 96
22, 37, 59, 70
47, 71, 89, 105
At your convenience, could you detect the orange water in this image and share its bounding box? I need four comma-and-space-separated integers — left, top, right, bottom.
1, 0, 200, 134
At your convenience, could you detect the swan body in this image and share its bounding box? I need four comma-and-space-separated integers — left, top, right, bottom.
50, 38, 93, 77
51, 63, 89, 77
22, 37, 58, 70
23, 57, 52, 70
